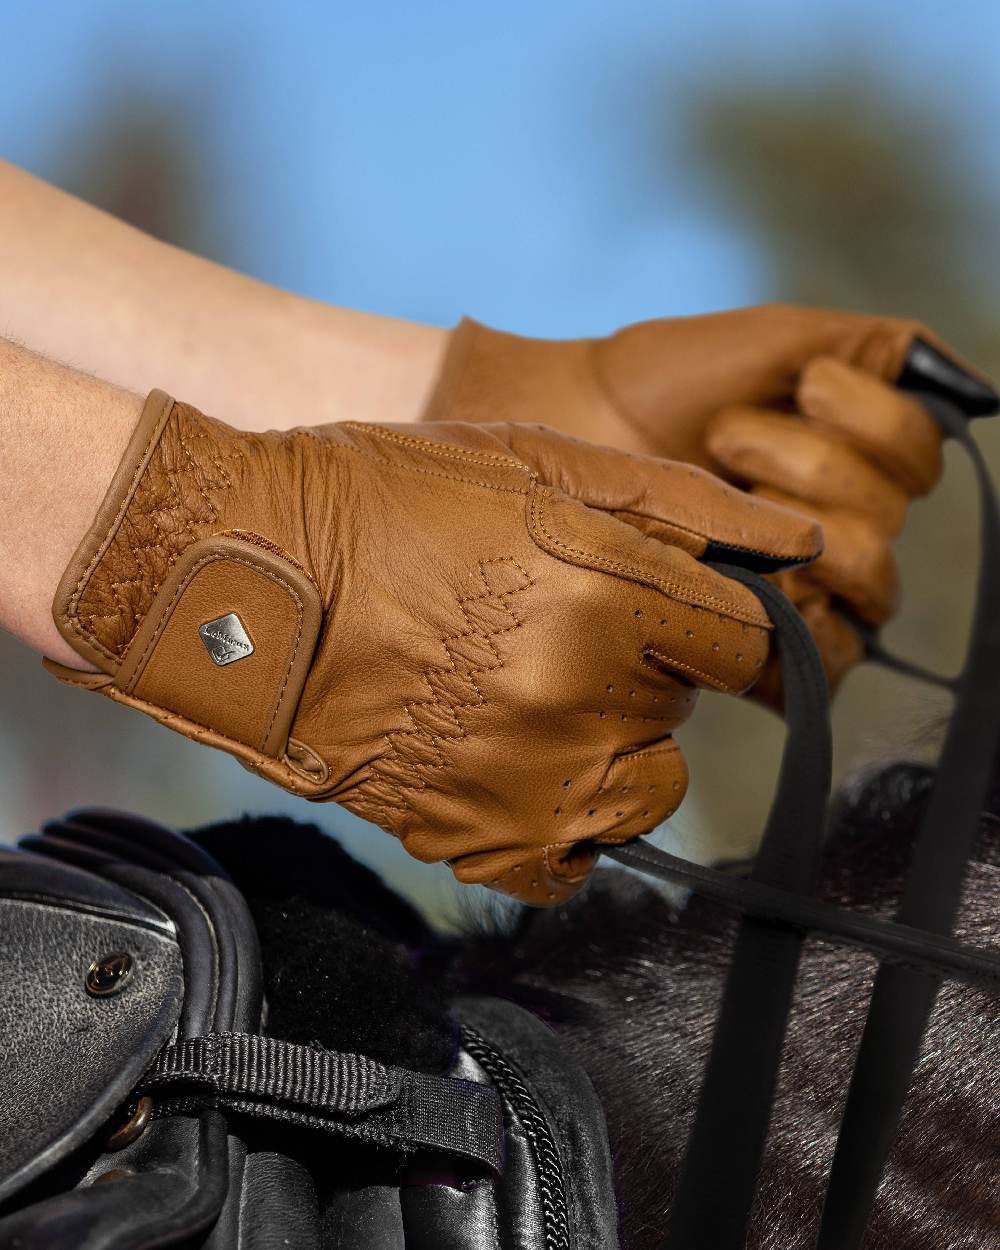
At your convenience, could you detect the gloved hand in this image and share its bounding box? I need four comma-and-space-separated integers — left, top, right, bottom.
424, 305, 998, 704
46, 389, 818, 904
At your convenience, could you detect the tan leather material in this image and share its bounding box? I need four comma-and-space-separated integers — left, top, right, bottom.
705, 408, 908, 537
50, 388, 819, 904
52, 388, 177, 673
425, 320, 651, 457
499, 423, 821, 566
796, 356, 943, 496
116, 536, 323, 756
752, 488, 898, 626
526, 491, 769, 692
590, 306, 963, 463
42, 660, 114, 691
424, 305, 984, 701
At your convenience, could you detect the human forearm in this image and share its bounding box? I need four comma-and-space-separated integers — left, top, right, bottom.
0, 161, 447, 431
0, 337, 141, 665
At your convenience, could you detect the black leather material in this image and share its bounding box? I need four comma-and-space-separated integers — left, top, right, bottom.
0, 842, 174, 931
1, 813, 622, 1248
459, 998, 621, 1250
235, 1152, 322, 1249
325, 1184, 406, 1247
494, 1099, 547, 1247
0, 1112, 230, 1250
0, 811, 243, 1248
0, 853, 183, 1204
401, 1182, 502, 1249
897, 337, 999, 418
202, 1135, 248, 1250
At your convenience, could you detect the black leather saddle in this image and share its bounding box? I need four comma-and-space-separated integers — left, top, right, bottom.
0, 809, 619, 1249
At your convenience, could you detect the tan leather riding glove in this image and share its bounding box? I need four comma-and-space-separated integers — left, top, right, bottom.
46, 390, 819, 904
424, 305, 998, 704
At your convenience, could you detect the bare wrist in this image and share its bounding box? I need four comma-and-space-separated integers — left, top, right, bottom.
0, 339, 142, 667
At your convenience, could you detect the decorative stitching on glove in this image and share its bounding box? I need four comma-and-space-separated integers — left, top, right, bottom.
64, 406, 170, 663
72, 404, 246, 662
643, 646, 739, 693
307, 436, 533, 497
349, 557, 534, 830
341, 421, 534, 474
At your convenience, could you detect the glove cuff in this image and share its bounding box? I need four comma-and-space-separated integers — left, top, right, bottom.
49, 389, 324, 776
52, 387, 176, 673
422, 318, 564, 427
423, 318, 659, 455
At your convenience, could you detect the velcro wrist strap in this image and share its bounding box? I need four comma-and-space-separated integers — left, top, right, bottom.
49, 390, 324, 766
114, 534, 322, 757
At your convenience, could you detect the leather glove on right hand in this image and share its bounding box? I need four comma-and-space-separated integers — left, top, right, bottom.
425, 306, 998, 705
45, 391, 819, 904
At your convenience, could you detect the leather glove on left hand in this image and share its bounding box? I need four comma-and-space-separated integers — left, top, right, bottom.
45, 389, 818, 904
425, 306, 998, 704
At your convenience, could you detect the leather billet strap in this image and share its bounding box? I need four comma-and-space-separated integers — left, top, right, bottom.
140, 1031, 505, 1174
605, 394, 1000, 1249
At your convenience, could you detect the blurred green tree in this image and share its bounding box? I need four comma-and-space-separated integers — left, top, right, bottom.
687, 69, 1000, 369
58, 98, 205, 248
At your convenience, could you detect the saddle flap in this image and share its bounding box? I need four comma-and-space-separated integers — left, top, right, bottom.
0, 847, 184, 1203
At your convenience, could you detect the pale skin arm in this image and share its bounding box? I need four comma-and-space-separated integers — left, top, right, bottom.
0, 161, 448, 432
0, 337, 141, 667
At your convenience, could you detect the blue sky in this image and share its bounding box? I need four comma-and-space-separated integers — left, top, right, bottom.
5, 1, 999, 335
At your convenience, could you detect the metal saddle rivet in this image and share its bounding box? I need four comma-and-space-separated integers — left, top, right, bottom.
106, 1096, 153, 1151
93, 1168, 133, 1184
85, 952, 133, 997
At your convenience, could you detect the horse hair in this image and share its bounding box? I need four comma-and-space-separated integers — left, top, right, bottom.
448, 760, 1000, 1250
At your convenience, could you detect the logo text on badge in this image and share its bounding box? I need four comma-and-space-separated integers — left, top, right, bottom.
199, 613, 255, 667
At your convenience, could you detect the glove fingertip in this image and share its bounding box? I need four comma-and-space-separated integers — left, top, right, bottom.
701, 498, 823, 575
451, 844, 596, 907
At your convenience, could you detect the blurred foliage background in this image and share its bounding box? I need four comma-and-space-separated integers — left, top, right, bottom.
2, 2, 998, 916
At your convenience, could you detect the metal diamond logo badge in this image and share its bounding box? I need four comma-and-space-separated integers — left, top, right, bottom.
199, 613, 255, 667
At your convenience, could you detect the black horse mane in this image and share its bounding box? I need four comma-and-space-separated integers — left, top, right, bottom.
194, 758, 1000, 1250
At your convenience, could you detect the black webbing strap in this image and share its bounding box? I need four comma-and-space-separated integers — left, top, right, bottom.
140, 1032, 504, 1174
815, 396, 1000, 1247
643, 566, 834, 1250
